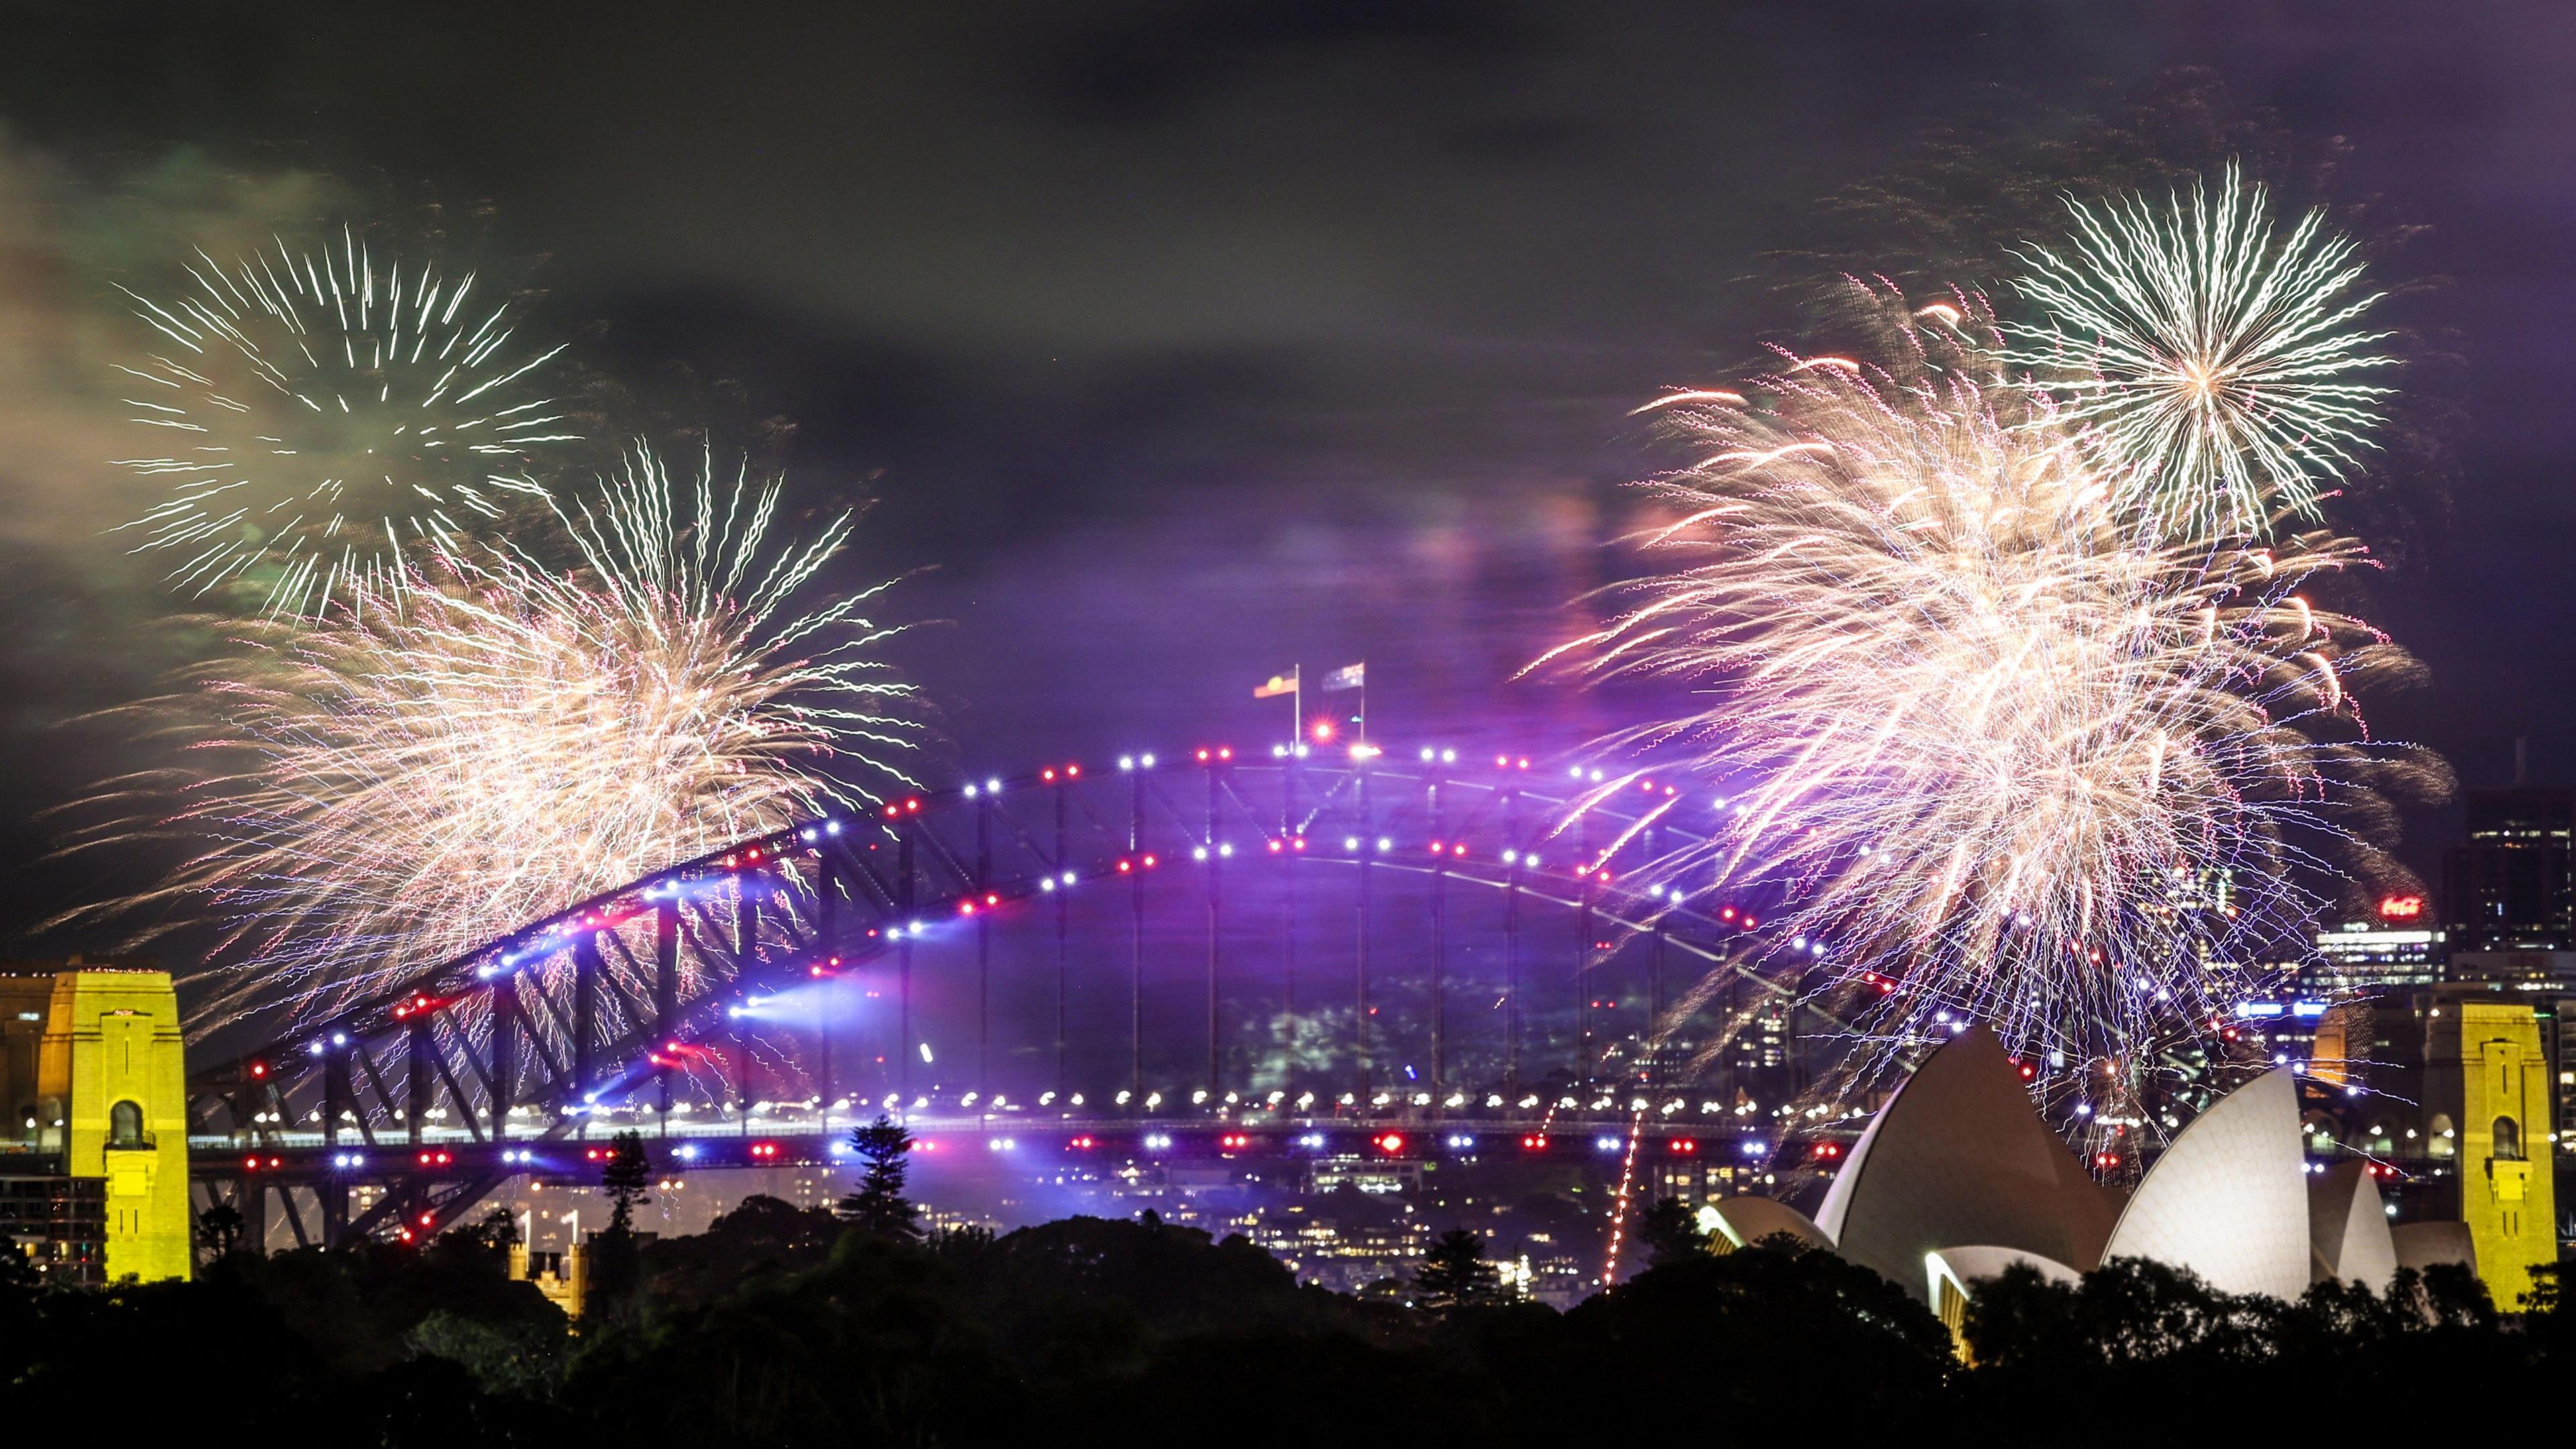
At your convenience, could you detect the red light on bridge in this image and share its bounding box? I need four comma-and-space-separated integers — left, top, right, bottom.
1375, 1133, 1406, 1155
1116, 859, 1132, 874
1291, 837, 1306, 851
1220, 1133, 1252, 1150
1669, 1139, 1698, 1155
749, 1142, 781, 1161
418, 1150, 453, 1167
1268, 840, 1283, 853
1521, 1134, 1548, 1150
1070, 1135, 1096, 1150
1065, 763, 1081, 778
1311, 720, 1335, 743
959, 900, 977, 916
248, 1062, 268, 1079
1041, 768, 1057, 782
1142, 855, 1158, 869
1196, 748, 1210, 762
1810, 1142, 1841, 1160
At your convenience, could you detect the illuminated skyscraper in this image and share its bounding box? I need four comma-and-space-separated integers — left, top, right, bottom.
2444, 788, 2576, 953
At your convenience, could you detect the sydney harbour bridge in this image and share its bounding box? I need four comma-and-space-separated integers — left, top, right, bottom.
184, 739, 1856, 1248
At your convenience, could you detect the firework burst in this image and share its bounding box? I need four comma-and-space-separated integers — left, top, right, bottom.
1570, 290, 2436, 1093
60, 444, 921, 1033
2006, 164, 2394, 541
113, 229, 577, 614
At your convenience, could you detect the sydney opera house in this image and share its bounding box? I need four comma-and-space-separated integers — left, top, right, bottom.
1706, 1028, 2478, 1333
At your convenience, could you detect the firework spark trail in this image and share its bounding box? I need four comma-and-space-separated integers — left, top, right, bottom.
112, 228, 577, 614
56, 444, 922, 1036
1569, 287, 2440, 1097
2006, 164, 2394, 542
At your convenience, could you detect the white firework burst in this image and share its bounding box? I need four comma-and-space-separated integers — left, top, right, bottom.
58, 444, 922, 1034
2007, 164, 2395, 541
113, 227, 577, 614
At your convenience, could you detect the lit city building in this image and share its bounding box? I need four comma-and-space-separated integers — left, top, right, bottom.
2304, 895, 2443, 995
2443, 787, 2576, 953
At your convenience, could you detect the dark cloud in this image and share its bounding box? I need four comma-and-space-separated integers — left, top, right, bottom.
0, 0, 2567, 954
1028, 0, 1538, 127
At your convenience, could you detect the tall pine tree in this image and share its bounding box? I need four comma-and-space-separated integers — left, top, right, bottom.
837, 1114, 922, 1240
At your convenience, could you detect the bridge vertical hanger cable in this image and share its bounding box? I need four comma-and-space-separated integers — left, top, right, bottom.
494, 971, 521, 1145
1505, 784, 1522, 1097
1578, 808, 1595, 1090
1282, 747, 1299, 1100
407, 1015, 431, 1150
1354, 758, 1371, 1117
655, 898, 678, 1127
1055, 782, 1069, 1100
573, 930, 600, 1138
899, 821, 916, 1104
1129, 763, 1145, 1112
978, 790, 994, 1097
810, 857, 833, 1136
1205, 755, 1222, 1096
1430, 761, 1446, 1108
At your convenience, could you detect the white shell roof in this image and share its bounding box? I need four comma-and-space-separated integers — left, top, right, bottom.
1923, 1244, 2085, 1305
1706, 1195, 1832, 1252
1814, 1026, 2116, 1299
2390, 1220, 2476, 1275
2103, 1069, 2309, 1299
2307, 1159, 2398, 1288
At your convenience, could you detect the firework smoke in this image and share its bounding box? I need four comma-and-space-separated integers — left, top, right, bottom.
113, 229, 576, 614
60, 444, 920, 1033
2007, 164, 2393, 541
1570, 288, 2438, 1092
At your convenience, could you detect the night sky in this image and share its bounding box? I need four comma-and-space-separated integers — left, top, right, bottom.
0, 1, 2567, 949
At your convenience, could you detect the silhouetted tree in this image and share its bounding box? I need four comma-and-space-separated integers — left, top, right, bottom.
1634, 1195, 1710, 1266
599, 1130, 651, 1234
837, 1114, 920, 1240
1414, 1228, 1501, 1309
197, 1202, 246, 1260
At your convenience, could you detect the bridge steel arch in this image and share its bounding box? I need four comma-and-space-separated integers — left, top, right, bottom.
187, 744, 1843, 1249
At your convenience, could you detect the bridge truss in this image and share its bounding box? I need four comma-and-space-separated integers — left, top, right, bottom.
189, 743, 1854, 1248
